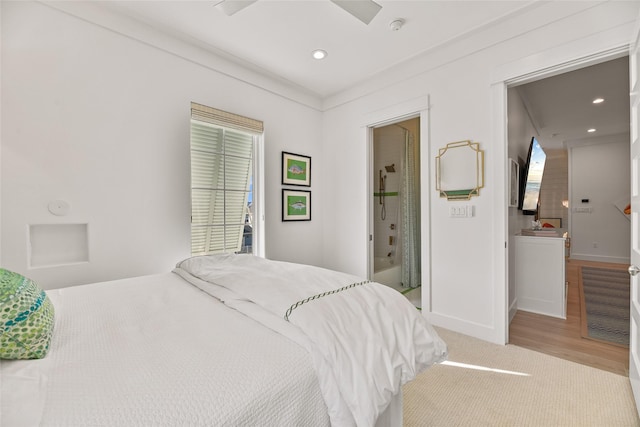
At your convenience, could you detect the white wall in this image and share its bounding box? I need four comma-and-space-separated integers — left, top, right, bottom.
507, 87, 539, 321
569, 134, 630, 264
1, 1, 324, 289
321, 1, 638, 343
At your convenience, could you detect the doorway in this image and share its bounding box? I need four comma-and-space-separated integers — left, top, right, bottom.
370, 117, 421, 308
505, 56, 631, 373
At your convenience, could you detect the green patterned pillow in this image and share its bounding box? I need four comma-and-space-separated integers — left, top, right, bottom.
0, 269, 55, 359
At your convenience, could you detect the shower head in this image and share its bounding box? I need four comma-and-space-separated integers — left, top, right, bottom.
385, 164, 395, 173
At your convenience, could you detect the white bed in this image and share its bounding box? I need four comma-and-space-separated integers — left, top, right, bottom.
1, 254, 447, 426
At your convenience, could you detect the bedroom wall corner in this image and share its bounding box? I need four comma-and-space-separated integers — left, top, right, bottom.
1, 1, 325, 288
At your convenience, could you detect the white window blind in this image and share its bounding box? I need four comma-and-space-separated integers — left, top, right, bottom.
190, 103, 262, 255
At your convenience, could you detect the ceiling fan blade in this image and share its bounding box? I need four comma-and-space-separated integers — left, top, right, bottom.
330, 0, 382, 25
215, 0, 258, 16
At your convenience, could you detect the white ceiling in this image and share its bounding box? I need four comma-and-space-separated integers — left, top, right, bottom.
515, 56, 630, 150
96, 0, 536, 98
92, 0, 630, 148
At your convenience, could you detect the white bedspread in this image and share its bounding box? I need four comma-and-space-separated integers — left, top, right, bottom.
1, 273, 330, 426
174, 254, 448, 427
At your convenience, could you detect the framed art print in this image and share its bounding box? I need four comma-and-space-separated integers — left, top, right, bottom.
282, 189, 311, 221
282, 152, 311, 186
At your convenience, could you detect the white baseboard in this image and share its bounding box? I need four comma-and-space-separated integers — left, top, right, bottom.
508, 298, 518, 324
427, 312, 506, 345
570, 253, 629, 265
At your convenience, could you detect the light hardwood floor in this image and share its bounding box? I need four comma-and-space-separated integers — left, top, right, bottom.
509, 258, 629, 376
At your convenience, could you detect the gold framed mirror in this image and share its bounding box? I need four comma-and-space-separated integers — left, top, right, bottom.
435, 140, 484, 200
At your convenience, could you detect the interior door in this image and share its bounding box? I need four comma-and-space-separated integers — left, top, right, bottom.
628, 18, 640, 413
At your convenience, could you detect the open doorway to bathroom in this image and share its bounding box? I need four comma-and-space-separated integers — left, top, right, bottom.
371, 117, 421, 308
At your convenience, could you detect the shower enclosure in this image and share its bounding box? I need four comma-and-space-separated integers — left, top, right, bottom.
371, 118, 421, 290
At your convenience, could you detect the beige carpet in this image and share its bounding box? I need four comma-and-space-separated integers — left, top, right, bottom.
403, 327, 640, 426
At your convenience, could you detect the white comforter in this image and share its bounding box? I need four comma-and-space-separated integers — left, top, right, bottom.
174, 254, 448, 427
1, 273, 330, 427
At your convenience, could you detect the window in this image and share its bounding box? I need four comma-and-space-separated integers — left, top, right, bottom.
190, 103, 264, 256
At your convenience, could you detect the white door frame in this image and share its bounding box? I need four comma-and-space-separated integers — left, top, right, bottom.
491, 28, 632, 344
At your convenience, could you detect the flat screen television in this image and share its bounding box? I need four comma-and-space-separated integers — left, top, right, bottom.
519, 137, 547, 215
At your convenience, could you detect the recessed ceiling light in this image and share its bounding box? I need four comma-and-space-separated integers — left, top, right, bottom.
587, 128, 596, 133
312, 49, 327, 60
593, 98, 605, 104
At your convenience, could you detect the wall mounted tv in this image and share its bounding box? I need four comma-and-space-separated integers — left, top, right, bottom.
519, 136, 547, 215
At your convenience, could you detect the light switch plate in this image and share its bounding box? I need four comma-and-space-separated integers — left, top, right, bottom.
450, 205, 474, 218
